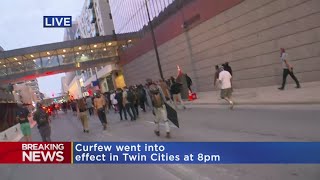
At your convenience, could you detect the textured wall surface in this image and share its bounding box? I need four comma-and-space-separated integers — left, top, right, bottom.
121, 0, 320, 92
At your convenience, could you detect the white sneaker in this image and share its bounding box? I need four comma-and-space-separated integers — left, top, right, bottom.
230, 101, 234, 110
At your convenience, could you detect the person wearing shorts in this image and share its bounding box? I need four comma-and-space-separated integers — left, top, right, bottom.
218, 67, 234, 109
16, 103, 32, 141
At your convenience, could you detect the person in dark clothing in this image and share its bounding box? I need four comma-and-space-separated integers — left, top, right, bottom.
115, 88, 127, 120
214, 65, 221, 88
132, 86, 140, 117
16, 103, 32, 141
137, 85, 146, 112
185, 74, 193, 92
222, 62, 232, 76
170, 77, 186, 109
33, 103, 51, 142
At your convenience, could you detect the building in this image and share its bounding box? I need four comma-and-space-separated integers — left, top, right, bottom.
109, 0, 175, 34
68, 0, 124, 97
64, 22, 79, 41
77, 0, 115, 38
120, 0, 320, 91
13, 79, 41, 104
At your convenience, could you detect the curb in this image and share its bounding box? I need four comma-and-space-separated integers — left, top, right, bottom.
185, 101, 320, 106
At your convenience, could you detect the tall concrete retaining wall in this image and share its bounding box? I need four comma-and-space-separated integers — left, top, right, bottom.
121, 0, 320, 92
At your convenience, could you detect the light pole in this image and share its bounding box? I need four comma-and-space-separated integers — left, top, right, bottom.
145, 0, 164, 80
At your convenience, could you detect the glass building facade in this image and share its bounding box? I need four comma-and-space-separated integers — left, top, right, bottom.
109, 0, 175, 33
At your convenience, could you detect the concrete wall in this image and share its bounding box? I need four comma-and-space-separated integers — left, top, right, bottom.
122, 0, 320, 92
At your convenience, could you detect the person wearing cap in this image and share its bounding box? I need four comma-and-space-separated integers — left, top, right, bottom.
278, 48, 301, 90
213, 65, 221, 89
218, 66, 234, 110
16, 102, 32, 141
146, 79, 171, 138
33, 102, 51, 142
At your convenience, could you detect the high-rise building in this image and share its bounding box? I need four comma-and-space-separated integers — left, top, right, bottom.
109, 0, 175, 33
64, 22, 79, 41
77, 0, 115, 38
13, 79, 41, 104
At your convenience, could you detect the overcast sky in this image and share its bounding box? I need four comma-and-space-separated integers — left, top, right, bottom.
0, 0, 85, 97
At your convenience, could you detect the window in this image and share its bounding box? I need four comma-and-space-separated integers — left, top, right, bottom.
109, 13, 112, 19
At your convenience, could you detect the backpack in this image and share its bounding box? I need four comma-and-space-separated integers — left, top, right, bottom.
35, 109, 48, 126
149, 85, 164, 108
127, 90, 135, 103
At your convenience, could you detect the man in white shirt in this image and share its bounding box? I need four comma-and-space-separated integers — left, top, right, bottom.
278, 48, 300, 90
219, 67, 234, 109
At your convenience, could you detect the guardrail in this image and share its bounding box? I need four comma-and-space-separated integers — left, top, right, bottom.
0, 118, 36, 142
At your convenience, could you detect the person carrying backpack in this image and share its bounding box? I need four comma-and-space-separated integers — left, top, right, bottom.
146, 79, 171, 138
123, 86, 136, 121
33, 102, 51, 142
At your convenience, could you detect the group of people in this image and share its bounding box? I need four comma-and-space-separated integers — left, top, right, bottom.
70, 75, 191, 139
16, 102, 52, 142
212, 48, 301, 110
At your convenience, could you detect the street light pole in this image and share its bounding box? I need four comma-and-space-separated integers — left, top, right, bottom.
145, 0, 164, 80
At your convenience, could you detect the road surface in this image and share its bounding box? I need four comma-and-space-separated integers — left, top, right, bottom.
1, 104, 320, 180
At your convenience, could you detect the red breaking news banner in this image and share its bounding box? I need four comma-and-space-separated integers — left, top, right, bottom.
0, 142, 72, 164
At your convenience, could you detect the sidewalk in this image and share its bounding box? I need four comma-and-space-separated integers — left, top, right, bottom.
186, 81, 320, 105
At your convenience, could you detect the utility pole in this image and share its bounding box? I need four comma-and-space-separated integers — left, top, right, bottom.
145, 0, 164, 80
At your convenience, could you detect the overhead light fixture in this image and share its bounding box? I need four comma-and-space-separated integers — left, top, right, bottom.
93, 44, 97, 48
47, 52, 50, 55
76, 52, 79, 55
79, 47, 82, 50
33, 59, 36, 62
18, 62, 22, 65
14, 58, 18, 61
62, 55, 65, 57
108, 42, 112, 46
30, 54, 34, 58
3, 65, 6, 67
103, 48, 107, 51
63, 49, 66, 52
128, 40, 132, 43
91, 50, 93, 53
82, 54, 85, 56
48, 57, 51, 59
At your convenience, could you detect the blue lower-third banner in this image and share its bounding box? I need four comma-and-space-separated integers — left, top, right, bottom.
72, 142, 320, 164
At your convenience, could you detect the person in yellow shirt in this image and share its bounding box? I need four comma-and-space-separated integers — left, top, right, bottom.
94, 92, 107, 130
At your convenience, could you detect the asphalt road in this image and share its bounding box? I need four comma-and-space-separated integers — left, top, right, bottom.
1, 104, 320, 180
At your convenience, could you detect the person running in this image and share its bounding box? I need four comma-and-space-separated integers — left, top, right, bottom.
218, 66, 234, 110
86, 96, 94, 116
146, 79, 171, 138
16, 103, 32, 142
94, 92, 107, 130
278, 48, 301, 90
77, 98, 89, 133
33, 103, 51, 142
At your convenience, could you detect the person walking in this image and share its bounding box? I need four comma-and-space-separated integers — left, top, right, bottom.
85, 96, 94, 116
115, 88, 127, 120
185, 74, 193, 92
33, 103, 51, 142
278, 48, 301, 90
137, 84, 146, 112
146, 79, 171, 138
123, 86, 136, 121
94, 92, 107, 130
132, 86, 140, 118
219, 66, 234, 110
214, 65, 221, 89
159, 79, 171, 102
77, 98, 89, 133
170, 77, 186, 110
16, 103, 32, 142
